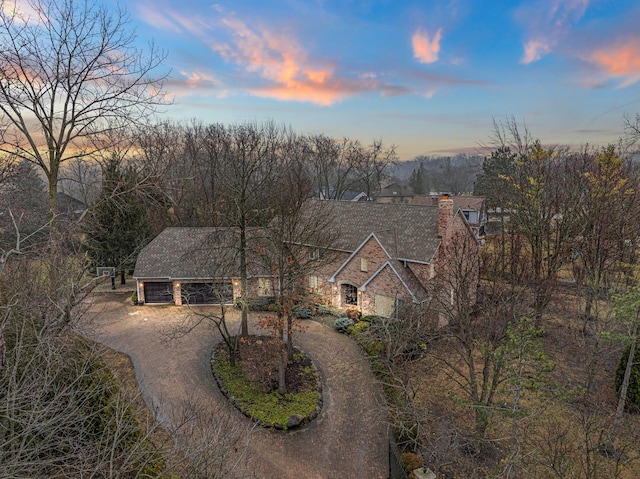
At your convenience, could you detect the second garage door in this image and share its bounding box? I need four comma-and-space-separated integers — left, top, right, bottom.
181, 282, 233, 305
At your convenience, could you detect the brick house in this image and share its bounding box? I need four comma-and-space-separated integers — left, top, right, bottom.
302, 196, 478, 316
133, 196, 479, 317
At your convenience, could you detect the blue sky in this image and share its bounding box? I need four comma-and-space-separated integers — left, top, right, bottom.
118, 0, 639, 159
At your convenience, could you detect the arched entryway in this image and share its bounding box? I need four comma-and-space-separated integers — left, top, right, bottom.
340, 283, 358, 307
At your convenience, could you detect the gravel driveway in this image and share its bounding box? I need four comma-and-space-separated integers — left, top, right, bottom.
82, 292, 388, 479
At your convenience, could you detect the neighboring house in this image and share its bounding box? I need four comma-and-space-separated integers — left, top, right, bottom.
314, 187, 371, 201
375, 182, 414, 204
56, 191, 86, 218
133, 227, 272, 305
134, 196, 479, 318
411, 193, 487, 238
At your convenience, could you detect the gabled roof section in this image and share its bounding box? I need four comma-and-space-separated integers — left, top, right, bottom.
328, 232, 392, 282
300, 200, 441, 263
134, 227, 268, 279
377, 182, 414, 198
360, 260, 429, 303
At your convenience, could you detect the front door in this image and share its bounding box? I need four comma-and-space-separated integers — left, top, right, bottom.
341, 283, 358, 306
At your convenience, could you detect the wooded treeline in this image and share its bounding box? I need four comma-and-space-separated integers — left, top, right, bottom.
362, 118, 640, 478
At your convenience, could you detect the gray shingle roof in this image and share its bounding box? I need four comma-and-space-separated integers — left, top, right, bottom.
134, 227, 268, 279
302, 200, 441, 263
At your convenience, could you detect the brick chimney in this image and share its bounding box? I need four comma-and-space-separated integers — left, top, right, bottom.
438, 193, 454, 241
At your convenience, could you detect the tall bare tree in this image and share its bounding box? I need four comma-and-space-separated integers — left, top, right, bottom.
0, 0, 166, 231
213, 122, 282, 337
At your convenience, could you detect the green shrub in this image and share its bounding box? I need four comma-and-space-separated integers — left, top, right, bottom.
333, 317, 354, 333
267, 303, 280, 312
615, 343, 640, 413
237, 296, 276, 311
293, 306, 312, 319
363, 339, 384, 357
316, 304, 342, 317
351, 321, 370, 335
360, 315, 378, 323
131, 291, 138, 304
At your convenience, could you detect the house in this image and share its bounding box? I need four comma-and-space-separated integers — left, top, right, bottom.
133, 227, 273, 305
411, 193, 487, 238
300, 196, 478, 316
134, 196, 479, 317
374, 182, 414, 204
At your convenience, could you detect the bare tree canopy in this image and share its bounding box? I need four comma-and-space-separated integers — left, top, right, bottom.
0, 0, 167, 221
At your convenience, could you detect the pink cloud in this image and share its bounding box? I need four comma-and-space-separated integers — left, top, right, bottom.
522, 39, 552, 64
412, 28, 443, 64
519, 0, 589, 64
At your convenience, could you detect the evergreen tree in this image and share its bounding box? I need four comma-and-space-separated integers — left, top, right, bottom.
408, 163, 427, 194
474, 146, 517, 209
83, 159, 152, 284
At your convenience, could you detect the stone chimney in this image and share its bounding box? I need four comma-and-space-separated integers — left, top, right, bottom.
438, 193, 454, 241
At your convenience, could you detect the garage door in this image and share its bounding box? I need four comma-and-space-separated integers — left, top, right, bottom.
143, 282, 174, 304
181, 282, 233, 305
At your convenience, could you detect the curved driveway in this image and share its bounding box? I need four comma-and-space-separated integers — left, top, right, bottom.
83, 292, 387, 479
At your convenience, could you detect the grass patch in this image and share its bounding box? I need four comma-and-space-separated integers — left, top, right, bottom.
212, 340, 320, 429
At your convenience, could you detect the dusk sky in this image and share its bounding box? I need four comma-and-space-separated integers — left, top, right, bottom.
116, 0, 638, 160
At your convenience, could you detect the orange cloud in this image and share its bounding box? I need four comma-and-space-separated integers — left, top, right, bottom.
412, 28, 443, 64
587, 39, 640, 87
213, 14, 355, 105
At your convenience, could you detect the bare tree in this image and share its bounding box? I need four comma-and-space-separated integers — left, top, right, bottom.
213, 122, 282, 337
256, 141, 339, 392
573, 145, 637, 321
0, 0, 166, 229
350, 139, 397, 198
58, 158, 101, 208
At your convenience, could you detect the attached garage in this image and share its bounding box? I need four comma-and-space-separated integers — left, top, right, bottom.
181, 282, 234, 305
143, 282, 174, 304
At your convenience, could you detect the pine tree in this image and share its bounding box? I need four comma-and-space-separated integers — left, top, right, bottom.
408, 163, 426, 194
83, 159, 152, 284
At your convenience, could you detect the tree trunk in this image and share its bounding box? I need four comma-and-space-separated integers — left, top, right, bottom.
278, 346, 287, 395
287, 313, 294, 361
611, 327, 638, 443
240, 227, 249, 337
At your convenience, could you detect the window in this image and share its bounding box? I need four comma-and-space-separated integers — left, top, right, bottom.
341, 284, 358, 305
310, 248, 320, 260
375, 294, 396, 317
360, 258, 368, 272
257, 278, 272, 296
309, 275, 323, 292
463, 210, 479, 223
